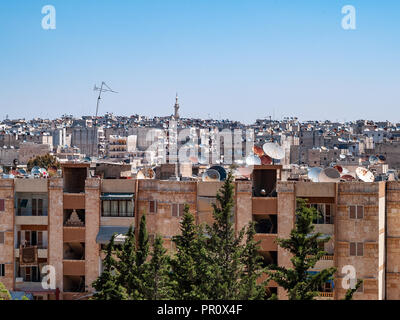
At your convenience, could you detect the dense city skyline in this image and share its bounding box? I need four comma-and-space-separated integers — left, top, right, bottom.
1, 1, 399, 123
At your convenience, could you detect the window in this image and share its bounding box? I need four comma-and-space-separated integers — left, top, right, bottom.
0, 264, 5, 277
0, 232, 4, 244
0, 199, 4, 212
349, 206, 364, 219
149, 201, 157, 214
309, 204, 333, 224
171, 204, 185, 217
101, 200, 134, 217
350, 242, 363, 256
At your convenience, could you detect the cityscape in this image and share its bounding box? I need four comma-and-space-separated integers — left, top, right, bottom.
1, 0, 400, 308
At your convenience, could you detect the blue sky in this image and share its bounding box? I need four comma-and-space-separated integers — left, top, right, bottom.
0, 0, 399, 123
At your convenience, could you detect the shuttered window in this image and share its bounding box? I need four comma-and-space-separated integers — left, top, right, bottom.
0, 199, 4, 212
350, 242, 363, 256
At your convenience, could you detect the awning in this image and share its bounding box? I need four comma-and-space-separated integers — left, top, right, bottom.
96, 226, 131, 244
10, 292, 34, 300
100, 193, 134, 200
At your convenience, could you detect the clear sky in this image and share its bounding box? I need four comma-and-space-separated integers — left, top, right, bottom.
0, 0, 399, 123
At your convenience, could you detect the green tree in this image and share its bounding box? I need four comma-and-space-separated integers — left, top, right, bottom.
27, 153, 60, 171
92, 234, 128, 300
0, 281, 11, 300
136, 213, 149, 266
204, 171, 265, 300
170, 205, 211, 299
344, 279, 363, 300
116, 224, 137, 297
265, 198, 337, 300
142, 235, 173, 300
239, 222, 267, 300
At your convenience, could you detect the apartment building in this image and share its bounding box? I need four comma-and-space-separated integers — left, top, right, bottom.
1, 163, 400, 300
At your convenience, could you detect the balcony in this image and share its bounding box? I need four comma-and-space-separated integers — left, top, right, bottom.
63, 260, 85, 276
63, 227, 85, 243
63, 193, 85, 210
14, 280, 44, 291
254, 234, 278, 251
15, 215, 48, 225
311, 254, 335, 270
15, 248, 48, 259
252, 197, 278, 215
317, 291, 334, 299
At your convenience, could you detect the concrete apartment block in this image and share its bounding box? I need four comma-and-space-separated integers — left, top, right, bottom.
2, 164, 400, 300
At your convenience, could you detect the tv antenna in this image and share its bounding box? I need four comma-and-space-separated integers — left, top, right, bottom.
94, 82, 118, 118
91, 82, 118, 157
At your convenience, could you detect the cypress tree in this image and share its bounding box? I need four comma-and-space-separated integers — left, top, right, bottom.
136, 213, 149, 266
116, 224, 137, 297
239, 221, 267, 300
143, 235, 173, 300
265, 198, 337, 300
92, 234, 128, 300
204, 171, 246, 300
344, 279, 363, 300
170, 204, 211, 299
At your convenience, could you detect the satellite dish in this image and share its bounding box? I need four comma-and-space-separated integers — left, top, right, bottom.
209, 165, 227, 181
321, 146, 328, 151
369, 155, 379, 165
245, 154, 261, 166
202, 169, 220, 181
307, 167, 323, 182
378, 155, 386, 163
252, 145, 264, 157
339, 154, 346, 160
198, 155, 208, 165
333, 165, 343, 174
189, 156, 199, 164
260, 154, 273, 165
319, 167, 341, 182
356, 167, 374, 182
262, 142, 285, 160
341, 174, 355, 181
137, 168, 155, 179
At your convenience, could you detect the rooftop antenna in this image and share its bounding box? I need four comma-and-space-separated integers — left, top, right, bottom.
91, 82, 118, 157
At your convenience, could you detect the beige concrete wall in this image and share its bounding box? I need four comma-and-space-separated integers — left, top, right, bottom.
48, 178, 64, 293
14, 179, 48, 193
276, 182, 296, 300
101, 179, 136, 193
85, 179, 100, 292
336, 182, 381, 300
137, 180, 197, 240
295, 182, 335, 198
0, 179, 14, 291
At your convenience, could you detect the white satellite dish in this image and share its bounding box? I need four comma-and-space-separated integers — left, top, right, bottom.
245, 154, 261, 166
262, 142, 285, 160
356, 167, 374, 182
339, 154, 346, 160
318, 167, 341, 182
202, 169, 220, 181
308, 167, 323, 182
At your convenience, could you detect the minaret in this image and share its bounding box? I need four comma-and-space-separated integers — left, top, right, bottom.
174, 93, 180, 119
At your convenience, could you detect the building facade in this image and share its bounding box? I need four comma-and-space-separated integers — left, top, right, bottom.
1, 164, 400, 299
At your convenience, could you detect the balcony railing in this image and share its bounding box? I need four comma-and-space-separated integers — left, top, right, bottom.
319, 291, 334, 297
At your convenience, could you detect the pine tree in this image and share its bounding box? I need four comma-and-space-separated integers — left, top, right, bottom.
265, 198, 337, 300
142, 235, 173, 300
0, 281, 11, 300
136, 213, 149, 266
239, 221, 267, 300
344, 279, 363, 300
116, 224, 137, 297
170, 204, 211, 299
204, 171, 247, 300
92, 234, 128, 300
